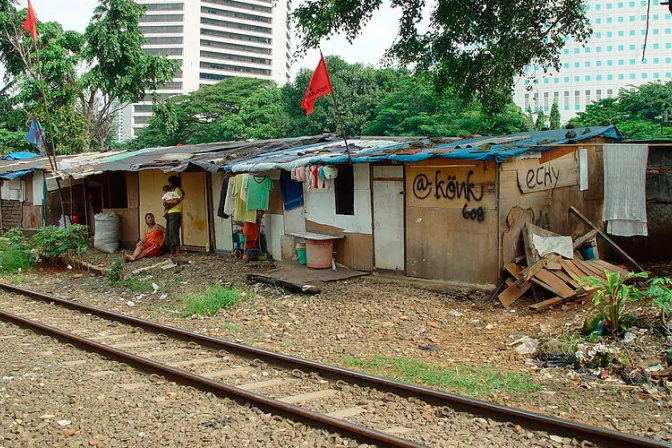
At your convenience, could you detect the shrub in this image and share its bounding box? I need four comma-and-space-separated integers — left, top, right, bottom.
182, 285, 242, 317
0, 229, 33, 273
583, 271, 648, 336
32, 225, 89, 259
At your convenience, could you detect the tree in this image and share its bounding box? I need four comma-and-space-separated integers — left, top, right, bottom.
362, 75, 532, 136
0, 0, 177, 153
292, 0, 590, 114
283, 56, 406, 137
535, 109, 547, 130
132, 77, 289, 147
549, 100, 561, 129
569, 82, 672, 139
80, 0, 179, 149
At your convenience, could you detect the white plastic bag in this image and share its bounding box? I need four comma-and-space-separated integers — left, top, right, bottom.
93, 212, 119, 253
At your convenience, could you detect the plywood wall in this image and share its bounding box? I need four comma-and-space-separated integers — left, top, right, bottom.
499, 145, 605, 267
181, 172, 209, 248
405, 160, 499, 285
138, 170, 210, 249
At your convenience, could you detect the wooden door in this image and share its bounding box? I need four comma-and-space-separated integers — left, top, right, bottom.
180, 172, 209, 248
372, 165, 405, 272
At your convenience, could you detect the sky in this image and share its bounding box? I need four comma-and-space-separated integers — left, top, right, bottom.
14, 0, 402, 78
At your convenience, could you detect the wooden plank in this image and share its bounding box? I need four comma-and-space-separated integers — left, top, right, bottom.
531, 277, 562, 296
534, 269, 576, 298
561, 260, 592, 288
547, 260, 562, 270
504, 263, 524, 279
498, 254, 557, 307
498, 282, 532, 307
575, 259, 608, 281
572, 229, 598, 249
554, 270, 581, 289
529, 293, 582, 312
568, 206, 644, 272
561, 260, 584, 280
530, 297, 564, 311
591, 259, 630, 278
516, 153, 579, 193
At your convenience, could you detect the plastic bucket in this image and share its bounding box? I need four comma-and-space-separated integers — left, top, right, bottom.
305, 239, 333, 269
295, 242, 307, 265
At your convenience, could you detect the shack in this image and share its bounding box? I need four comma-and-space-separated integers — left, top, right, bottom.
224, 126, 625, 286
0, 126, 649, 287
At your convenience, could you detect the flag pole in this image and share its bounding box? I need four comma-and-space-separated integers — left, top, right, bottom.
321, 50, 353, 163
22, 2, 71, 223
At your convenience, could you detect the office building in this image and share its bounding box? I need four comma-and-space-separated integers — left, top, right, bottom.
118, 0, 292, 141
513, 0, 672, 122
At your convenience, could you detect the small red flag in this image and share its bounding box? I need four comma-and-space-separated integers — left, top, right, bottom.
301, 55, 333, 115
23, 0, 38, 41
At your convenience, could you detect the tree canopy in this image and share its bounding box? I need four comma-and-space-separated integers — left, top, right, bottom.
292, 0, 590, 114
0, 0, 177, 154
569, 81, 672, 139
126, 57, 533, 149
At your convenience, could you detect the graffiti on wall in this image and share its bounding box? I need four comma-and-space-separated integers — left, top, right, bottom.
516, 154, 579, 194
412, 170, 486, 222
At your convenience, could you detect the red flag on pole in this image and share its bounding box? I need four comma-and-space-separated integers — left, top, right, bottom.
23, 0, 38, 41
301, 55, 333, 115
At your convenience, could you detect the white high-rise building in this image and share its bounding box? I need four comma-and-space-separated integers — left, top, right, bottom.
513, 0, 672, 122
118, 0, 292, 141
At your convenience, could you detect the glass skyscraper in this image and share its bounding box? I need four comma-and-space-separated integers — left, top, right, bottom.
513, 0, 672, 122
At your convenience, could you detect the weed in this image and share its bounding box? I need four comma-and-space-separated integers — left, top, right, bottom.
108, 259, 124, 282
0, 272, 28, 285
647, 277, 672, 322
344, 356, 541, 399
539, 332, 584, 358
220, 323, 241, 332
182, 285, 242, 317
0, 229, 33, 274
582, 271, 648, 336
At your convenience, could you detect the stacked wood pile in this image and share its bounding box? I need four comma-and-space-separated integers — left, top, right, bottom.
498, 221, 635, 312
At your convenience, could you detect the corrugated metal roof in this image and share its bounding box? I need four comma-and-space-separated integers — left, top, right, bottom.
227, 126, 623, 172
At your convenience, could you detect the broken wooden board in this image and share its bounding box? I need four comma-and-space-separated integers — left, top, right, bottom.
247, 274, 321, 295
590, 259, 630, 278
534, 269, 577, 298
498, 254, 558, 307
572, 229, 598, 249
574, 259, 608, 281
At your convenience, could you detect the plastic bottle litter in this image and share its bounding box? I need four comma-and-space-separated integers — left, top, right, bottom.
448, 310, 463, 317
515, 338, 539, 355
623, 332, 636, 343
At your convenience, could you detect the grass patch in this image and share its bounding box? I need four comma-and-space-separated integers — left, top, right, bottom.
220, 323, 241, 332
107, 277, 154, 292
344, 355, 541, 399
182, 285, 243, 317
0, 240, 33, 274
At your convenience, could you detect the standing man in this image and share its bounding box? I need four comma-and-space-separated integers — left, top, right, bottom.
163, 175, 184, 255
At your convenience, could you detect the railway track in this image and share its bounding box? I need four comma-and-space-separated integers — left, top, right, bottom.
0, 282, 668, 448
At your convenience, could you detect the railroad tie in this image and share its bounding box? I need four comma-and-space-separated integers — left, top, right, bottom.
111, 340, 161, 349
237, 378, 300, 391
138, 348, 191, 358
279, 389, 338, 404
167, 357, 223, 368
326, 406, 367, 418
199, 367, 248, 379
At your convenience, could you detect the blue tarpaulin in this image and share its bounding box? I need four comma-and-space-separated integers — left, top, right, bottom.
226, 126, 624, 173
0, 152, 40, 180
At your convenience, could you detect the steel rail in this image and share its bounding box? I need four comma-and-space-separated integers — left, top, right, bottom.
0, 309, 423, 448
0, 282, 668, 448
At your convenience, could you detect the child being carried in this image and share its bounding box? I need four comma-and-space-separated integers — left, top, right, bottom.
162, 185, 177, 217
